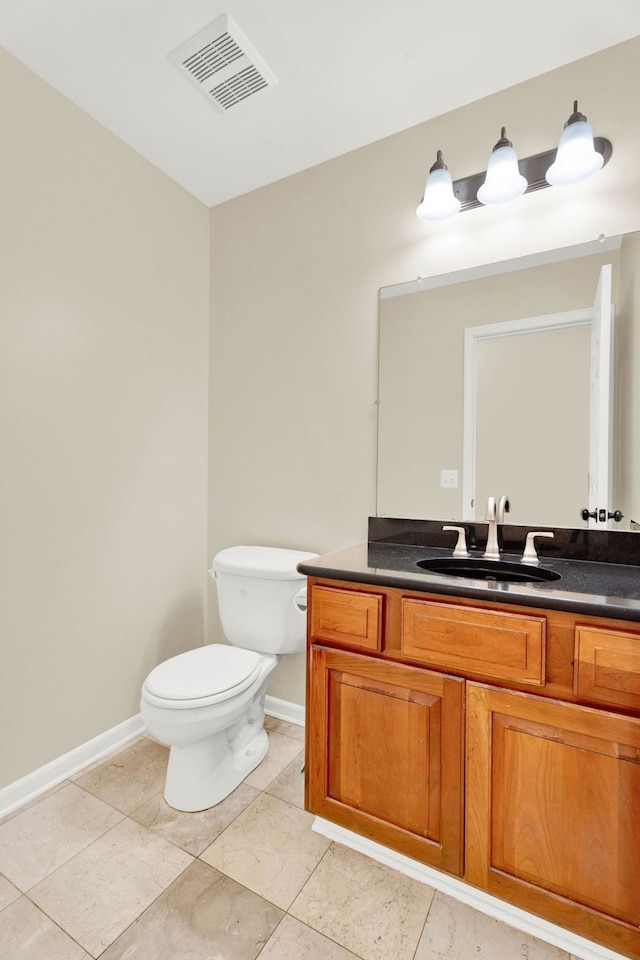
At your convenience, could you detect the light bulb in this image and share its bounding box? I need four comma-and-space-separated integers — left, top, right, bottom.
477, 128, 527, 205
546, 101, 603, 186
416, 151, 461, 222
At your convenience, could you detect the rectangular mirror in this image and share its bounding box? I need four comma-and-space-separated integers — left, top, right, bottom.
377, 231, 640, 530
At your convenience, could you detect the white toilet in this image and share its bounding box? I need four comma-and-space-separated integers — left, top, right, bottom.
140, 545, 317, 812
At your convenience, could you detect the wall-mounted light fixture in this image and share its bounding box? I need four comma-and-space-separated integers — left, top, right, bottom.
416, 102, 612, 223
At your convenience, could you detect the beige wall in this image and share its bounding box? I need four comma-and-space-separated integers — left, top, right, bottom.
208, 36, 640, 705
0, 50, 210, 788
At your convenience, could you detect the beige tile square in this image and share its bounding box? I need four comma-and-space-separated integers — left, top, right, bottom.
265, 750, 305, 808
259, 915, 362, 959
414, 892, 572, 960
244, 730, 305, 790
264, 716, 306, 743
101, 859, 283, 960
29, 817, 192, 957
0, 875, 20, 911
200, 792, 330, 909
291, 843, 435, 960
130, 781, 260, 855
0, 896, 91, 960
0, 783, 123, 891
74, 737, 168, 814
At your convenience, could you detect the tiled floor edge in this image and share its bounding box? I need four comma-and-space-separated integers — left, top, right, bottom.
311, 817, 627, 960
0, 714, 146, 819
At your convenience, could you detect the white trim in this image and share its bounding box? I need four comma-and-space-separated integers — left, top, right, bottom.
379, 235, 623, 300
265, 695, 305, 727
0, 697, 304, 820
0, 714, 146, 819
312, 817, 628, 960
462, 308, 593, 521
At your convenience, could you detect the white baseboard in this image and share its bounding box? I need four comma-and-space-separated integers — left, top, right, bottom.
0, 697, 303, 820
265, 695, 304, 727
0, 714, 146, 819
312, 818, 627, 960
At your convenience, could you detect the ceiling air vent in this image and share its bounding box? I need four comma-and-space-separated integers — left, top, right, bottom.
169, 14, 278, 112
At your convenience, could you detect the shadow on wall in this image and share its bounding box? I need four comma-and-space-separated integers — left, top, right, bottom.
152, 591, 206, 669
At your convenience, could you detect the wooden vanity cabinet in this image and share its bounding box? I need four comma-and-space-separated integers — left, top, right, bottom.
466, 683, 640, 957
305, 577, 640, 959
306, 643, 465, 874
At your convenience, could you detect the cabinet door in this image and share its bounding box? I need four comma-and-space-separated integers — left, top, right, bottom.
306, 645, 464, 875
466, 683, 640, 957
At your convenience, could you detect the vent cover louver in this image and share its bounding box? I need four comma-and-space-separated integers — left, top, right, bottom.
169, 14, 278, 112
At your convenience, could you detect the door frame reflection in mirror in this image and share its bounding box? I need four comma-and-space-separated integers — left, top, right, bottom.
462, 300, 609, 527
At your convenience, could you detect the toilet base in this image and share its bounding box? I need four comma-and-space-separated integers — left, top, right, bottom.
163, 726, 269, 812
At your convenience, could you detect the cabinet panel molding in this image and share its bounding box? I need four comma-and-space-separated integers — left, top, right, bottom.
575, 625, 640, 711
402, 598, 546, 686
306, 644, 464, 875
310, 585, 383, 651
466, 682, 640, 957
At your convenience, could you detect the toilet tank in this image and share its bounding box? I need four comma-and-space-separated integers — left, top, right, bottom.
210, 546, 318, 654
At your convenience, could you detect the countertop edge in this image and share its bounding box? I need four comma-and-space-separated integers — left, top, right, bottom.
298, 544, 640, 624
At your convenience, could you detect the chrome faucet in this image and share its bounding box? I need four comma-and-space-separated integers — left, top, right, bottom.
483, 496, 500, 560
497, 495, 510, 524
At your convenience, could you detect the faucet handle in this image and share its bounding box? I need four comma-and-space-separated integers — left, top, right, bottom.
522, 531, 554, 564
443, 525, 469, 558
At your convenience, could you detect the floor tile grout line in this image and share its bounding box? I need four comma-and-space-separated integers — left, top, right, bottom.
0, 783, 130, 895
285, 838, 335, 917
3, 734, 324, 956
22, 825, 196, 958
1, 732, 576, 960
254, 912, 289, 959
409, 883, 438, 960
20, 813, 138, 899
254, 912, 370, 960
11, 893, 94, 959
90, 856, 196, 959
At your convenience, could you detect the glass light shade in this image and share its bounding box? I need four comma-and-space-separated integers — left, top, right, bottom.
416, 166, 461, 222
477, 130, 527, 205
546, 117, 603, 186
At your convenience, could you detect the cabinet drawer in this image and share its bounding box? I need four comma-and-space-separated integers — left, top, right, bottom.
575, 626, 640, 711
310, 585, 383, 652
402, 598, 546, 686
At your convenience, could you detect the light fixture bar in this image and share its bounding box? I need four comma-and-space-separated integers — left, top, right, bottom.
452, 136, 612, 212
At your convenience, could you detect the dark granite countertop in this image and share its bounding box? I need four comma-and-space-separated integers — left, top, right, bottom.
298, 541, 640, 624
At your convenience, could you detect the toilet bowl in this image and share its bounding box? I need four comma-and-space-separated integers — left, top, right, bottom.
140, 545, 317, 812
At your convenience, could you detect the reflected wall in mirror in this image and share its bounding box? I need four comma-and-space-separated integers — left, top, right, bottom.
377, 231, 640, 530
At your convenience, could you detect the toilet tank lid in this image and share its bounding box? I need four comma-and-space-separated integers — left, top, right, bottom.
210, 545, 318, 580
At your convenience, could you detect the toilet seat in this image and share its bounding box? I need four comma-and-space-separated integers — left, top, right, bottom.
142, 645, 265, 709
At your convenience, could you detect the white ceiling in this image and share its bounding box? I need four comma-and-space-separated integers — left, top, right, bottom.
2, 0, 640, 207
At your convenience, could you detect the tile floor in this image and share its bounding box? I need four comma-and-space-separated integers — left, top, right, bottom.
0, 716, 582, 960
